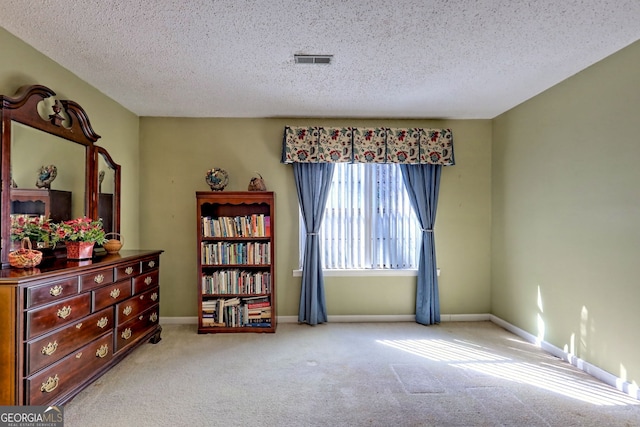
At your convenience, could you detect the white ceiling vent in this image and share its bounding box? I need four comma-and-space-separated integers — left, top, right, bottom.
294, 54, 333, 64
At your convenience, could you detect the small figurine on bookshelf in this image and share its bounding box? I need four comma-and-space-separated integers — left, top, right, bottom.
247, 172, 266, 191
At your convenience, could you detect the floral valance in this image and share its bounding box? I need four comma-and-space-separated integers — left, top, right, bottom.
281, 126, 454, 165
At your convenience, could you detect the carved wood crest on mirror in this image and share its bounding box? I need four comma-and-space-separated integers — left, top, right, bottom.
0, 85, 121, 267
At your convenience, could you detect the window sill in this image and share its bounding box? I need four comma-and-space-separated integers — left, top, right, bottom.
292, 269, 440, 277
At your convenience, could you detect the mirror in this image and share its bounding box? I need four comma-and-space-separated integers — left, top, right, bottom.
1, 84, 121, 267
96, 146, 121, 236
11, 121, 87, 221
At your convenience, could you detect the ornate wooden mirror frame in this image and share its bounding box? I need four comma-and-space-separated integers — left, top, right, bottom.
0, 84, 121, 267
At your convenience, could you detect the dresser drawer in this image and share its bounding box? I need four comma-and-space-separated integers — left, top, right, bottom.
115, 306, 159, 353
141, 256, 160, 273
114, 261, 141, 281
26, 293, 92, 340
26, 332, 113, 406
116, 287, 159, 325
92, 279, 132, 312
26, 307, 113, 376
26, 277, 79, 309
80, 268, 114, 292
133, 270, 159, 294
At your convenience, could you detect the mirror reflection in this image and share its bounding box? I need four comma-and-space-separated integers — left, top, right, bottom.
97, 151, 116, 234
10, 121, 86, 222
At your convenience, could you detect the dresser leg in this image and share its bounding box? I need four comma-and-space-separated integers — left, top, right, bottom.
149, 325, 162, 344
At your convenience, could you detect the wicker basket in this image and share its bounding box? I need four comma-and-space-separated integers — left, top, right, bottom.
9, 238, 43, 268
103, 232, 124, 254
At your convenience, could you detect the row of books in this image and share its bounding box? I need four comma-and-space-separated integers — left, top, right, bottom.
201, 296, 272, 328
201, 214, 271, 238
201, 270, 271, 295
201, 241, 271, 265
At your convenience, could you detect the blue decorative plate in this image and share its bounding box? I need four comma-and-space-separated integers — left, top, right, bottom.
205, 168, 229, 191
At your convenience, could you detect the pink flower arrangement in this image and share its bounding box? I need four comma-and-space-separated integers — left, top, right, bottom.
54, 217, 107, 244
10, 215, 57, 245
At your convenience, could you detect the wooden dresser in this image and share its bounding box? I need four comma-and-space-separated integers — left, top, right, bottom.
0, 250, 163, 406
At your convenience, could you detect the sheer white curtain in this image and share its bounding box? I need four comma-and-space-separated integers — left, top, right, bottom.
301, 163, 420, 270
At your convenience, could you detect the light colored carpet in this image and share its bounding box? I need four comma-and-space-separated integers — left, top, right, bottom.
63, 321, 640, 427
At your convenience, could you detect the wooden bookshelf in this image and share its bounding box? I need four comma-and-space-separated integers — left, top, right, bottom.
11, 188, 72, 222
196, 191, 276, 333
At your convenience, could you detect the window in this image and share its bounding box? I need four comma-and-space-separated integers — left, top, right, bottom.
300, 163, 421, 270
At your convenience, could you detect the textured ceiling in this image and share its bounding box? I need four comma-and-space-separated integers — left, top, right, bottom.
1, 0, 639, 118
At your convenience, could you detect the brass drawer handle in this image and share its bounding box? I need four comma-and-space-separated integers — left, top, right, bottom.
96, 344, 109, 358
123, 306, 132, 316
121, 328, 132, 340
94, 274, 105, 284
148, 260, 156, 268
41, 375, 59, 393
125, 266, 134, 275
150, 312, 158, 322
110, 288, 121, 299
41, 341, 58, 356
97, 317, 108, 328
144, 276, 152, 285
57, 306, 72, 319
151, 292, 158, 301
49, 285, 63, 296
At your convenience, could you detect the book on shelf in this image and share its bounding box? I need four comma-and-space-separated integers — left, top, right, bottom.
247, 311, 271, 320
202, 320, 226, 328
245, 321, 272, 327
246, 300, 270, 309
257, 214, 264, 236
242, 295, 270, 302
218, 299, 224, 324
224, 297, 241, 306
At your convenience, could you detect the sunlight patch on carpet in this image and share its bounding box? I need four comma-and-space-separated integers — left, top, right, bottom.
378, 338, 509, 362
378, 338, 640, 406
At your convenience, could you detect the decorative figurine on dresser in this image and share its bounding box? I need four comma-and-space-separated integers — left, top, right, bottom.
0, 85, 163, 406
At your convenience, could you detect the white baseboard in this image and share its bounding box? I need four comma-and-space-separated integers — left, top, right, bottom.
489, 314, 639, 401
328, 314, 416, 322
441, 313, 491, 322
277, 316, 300, 323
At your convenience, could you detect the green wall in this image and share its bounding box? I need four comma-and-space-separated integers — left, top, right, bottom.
492, 40, 640, 386
139, 118, 492, 318
0, 28, 141, 247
